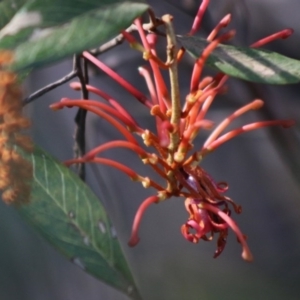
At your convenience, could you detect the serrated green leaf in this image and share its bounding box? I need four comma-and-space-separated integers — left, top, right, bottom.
18, 146, 142, 300
0, 1, 148, 71
178, 35, 300, 85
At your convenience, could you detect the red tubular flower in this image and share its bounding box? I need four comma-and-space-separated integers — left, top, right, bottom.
50, 1, 295, 261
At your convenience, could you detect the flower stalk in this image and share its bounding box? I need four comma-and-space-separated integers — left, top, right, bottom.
162, 14, 181, 154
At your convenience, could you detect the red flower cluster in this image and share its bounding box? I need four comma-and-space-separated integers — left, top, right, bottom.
51, 0, 294, 261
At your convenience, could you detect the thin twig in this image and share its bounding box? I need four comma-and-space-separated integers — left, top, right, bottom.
23, 70, 77, 106
90, 20, 165, 57
90, 33, 125, 56
90, 25, 136, 56
24, 29, 135, 106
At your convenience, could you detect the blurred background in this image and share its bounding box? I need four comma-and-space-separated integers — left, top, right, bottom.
1, 0, 300, 299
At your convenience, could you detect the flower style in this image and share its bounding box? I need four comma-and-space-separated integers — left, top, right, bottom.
50, 0, 294, 261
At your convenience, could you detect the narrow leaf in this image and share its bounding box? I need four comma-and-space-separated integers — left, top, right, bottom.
21, 0, 143, 26
178, 35, 300, 84
0, 2, 148, 71
18, 146, 141, 300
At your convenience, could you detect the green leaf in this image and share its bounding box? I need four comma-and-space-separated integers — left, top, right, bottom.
18, 146, 142, 300
0, 1, 148, 70
0, 0, 27, 30
178, 35, 300, 85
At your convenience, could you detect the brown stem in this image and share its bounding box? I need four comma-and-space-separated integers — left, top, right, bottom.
73, 55, 89, 180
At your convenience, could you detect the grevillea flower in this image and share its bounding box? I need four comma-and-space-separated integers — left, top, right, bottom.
0, 51, 33, 204
50, 1, 294, 261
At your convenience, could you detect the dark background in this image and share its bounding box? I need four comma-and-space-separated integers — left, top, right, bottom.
1, 1, 300, 299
